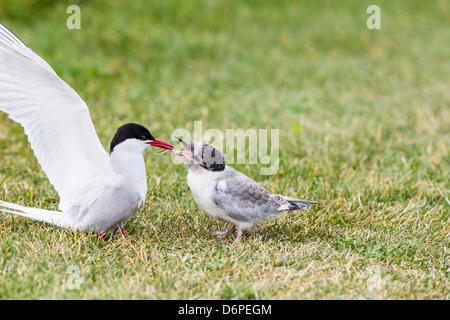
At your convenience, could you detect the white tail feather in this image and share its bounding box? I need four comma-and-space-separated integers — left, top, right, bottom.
0, 200, 71, 228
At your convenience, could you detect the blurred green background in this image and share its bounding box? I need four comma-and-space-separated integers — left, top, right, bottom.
0, 0, 448, 299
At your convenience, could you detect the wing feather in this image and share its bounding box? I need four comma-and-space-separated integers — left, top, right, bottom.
212, 168, 286, 222
0, 24, 110, 211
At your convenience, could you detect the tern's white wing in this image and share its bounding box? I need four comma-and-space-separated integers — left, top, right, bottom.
0, 24, 110, 211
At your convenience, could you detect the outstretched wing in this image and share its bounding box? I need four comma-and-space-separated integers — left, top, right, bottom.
0, 24, 110, 211
212, 167, 288, 222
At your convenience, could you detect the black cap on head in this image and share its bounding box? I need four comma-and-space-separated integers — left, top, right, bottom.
110, 123, 155, 153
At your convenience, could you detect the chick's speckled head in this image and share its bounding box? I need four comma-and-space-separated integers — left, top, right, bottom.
177, 138, 225, 172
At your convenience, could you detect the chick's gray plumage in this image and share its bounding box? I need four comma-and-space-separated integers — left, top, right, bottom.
212, 168, 283, 222
178, 140, 322, 241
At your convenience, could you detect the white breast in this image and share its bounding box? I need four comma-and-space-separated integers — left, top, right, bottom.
187, 168, 226, 221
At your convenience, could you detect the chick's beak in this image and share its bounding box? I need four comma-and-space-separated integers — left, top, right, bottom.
174, 149, 194, 161
173, 136, 193, 161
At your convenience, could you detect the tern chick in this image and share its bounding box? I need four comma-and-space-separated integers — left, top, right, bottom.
173, 138, 323, 242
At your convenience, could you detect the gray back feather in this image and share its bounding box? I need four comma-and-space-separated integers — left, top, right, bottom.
212, 167, 289, 222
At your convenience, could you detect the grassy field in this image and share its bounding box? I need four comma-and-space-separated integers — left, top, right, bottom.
0, 0, 449, 299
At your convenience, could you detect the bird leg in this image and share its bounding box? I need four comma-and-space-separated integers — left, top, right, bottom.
234, 229, 243, 242
118, 225, 126, 237
99, 233, 105, 240
215, 225, 235, 238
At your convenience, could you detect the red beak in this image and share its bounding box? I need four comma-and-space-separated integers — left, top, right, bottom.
147, 139, 175, 150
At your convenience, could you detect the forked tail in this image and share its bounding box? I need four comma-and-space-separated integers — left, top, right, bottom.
0, 200, 70, 228
282, 196, 323, 211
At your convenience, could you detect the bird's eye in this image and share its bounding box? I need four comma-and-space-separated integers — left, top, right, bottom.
141, 135, 146, 140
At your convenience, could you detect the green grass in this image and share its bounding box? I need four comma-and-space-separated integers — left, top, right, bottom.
0, 0, 449, 299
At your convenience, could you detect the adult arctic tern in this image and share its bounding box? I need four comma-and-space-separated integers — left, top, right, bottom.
0, 24, 175, 238
172, 139, 323, 242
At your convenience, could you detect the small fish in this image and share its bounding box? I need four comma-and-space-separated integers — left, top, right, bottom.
154, 149, 171, 155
